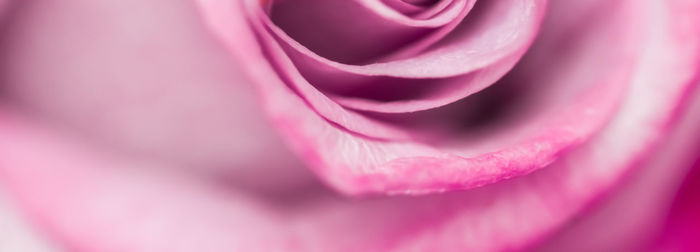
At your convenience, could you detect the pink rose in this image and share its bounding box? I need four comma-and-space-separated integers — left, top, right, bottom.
0, 0, 699, 251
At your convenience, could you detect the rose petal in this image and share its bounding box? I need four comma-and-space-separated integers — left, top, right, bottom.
0, 0, 698, 251
535, 85, 700, 251
260, 0, 543, 114
655, 158, 700, 251
265, 0, 473, 64
265, 0, 539, 77
382, 0, 454, 18
0, 0, 316, 194
1, 0, 698, 252
199, 0, 645, 194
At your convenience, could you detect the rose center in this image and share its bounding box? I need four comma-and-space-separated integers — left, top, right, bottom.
266, 0, 466, 64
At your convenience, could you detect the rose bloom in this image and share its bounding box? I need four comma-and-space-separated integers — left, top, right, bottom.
0, 0, 699, 251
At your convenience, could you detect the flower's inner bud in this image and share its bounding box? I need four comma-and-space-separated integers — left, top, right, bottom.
267, 0, 472, 64
382, 0, 451, 18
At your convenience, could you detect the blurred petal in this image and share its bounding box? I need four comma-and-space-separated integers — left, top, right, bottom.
536, 78, 700, 251
654, 157, 700, 251
0, 187, 56, 252
0, 1, 698, 252
0, 0, 316, 194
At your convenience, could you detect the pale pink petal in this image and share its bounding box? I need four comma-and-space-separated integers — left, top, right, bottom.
381, 0, 454, 18
198, 0, 647, 195
265, 0, 473, 64
0, 0, 315, 194
0, 187, 56, 252
262, 1, 542, 114
0, 1, 697, 252
535, 82, 700, 251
